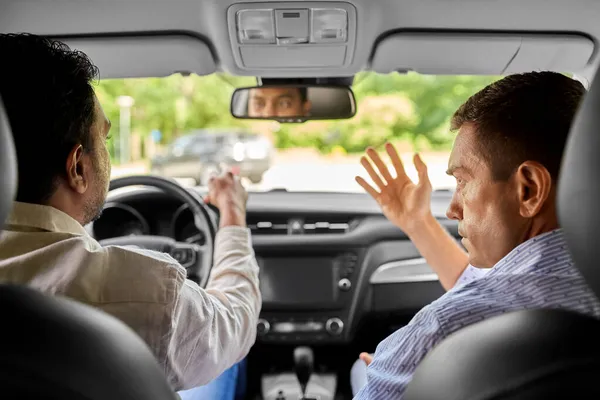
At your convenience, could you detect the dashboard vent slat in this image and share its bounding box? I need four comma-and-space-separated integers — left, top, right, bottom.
247, 215, 289, 235
248, 215, 357, 235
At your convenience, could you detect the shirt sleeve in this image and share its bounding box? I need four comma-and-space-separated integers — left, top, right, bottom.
163, 226, 261, 390
455, 264, 489, 288
353, 305, 446, 400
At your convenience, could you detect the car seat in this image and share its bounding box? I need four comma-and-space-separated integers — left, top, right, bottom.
0, 95, 179, 400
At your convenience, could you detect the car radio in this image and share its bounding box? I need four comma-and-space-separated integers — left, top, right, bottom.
255, 252, 358, 343
257, 252, 358, 310
257, 316, 345, 343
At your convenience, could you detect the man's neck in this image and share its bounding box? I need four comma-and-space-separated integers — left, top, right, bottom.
522, 212, 560, 244
46, 193, 84, 226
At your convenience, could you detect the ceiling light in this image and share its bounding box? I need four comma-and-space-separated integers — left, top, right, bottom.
237, 9, 275, 44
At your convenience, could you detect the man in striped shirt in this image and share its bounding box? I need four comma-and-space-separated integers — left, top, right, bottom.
352, 71, 600, 399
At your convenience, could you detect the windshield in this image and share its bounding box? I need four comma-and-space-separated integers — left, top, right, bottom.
97, 72, 500, 192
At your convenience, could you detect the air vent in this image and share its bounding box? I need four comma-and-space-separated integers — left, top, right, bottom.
302, 215, 352, 234
248, 215, 289, 235
247, 214, 357, 235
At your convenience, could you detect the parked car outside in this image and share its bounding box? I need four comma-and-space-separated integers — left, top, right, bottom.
150, 129, 273, 185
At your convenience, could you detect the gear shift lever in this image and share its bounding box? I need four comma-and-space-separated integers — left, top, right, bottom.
294, 346, 314, 399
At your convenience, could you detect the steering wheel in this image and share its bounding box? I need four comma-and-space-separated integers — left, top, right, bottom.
98, 175, 216, 288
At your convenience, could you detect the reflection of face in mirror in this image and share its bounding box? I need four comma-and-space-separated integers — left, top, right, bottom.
248, 87, 312, 118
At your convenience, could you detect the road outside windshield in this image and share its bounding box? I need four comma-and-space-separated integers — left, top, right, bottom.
97, 72, 499, 192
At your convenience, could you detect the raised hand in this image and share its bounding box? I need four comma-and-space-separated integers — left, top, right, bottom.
205, 171, 248, 228
355, 143, 433, 235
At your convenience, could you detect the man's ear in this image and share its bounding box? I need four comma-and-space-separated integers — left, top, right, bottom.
65, 144, 89, 194
515, 161, 553, 218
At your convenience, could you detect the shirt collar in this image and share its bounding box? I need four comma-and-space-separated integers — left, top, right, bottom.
492, 228, 566, 273
4, 201, 89, 236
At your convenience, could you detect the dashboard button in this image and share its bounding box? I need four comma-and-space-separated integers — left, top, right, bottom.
272, 322, 295, 333
338, 278, 352, 291
170, 246, 197, 267
171, 249, 188, 263
257, 319, 270, 336
326, 318, 344, 336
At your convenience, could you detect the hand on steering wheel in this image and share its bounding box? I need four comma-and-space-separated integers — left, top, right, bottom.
204, 171, 248, 229
99, 175, 217, 288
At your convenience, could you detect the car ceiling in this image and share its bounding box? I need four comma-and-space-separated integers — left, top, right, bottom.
1, 0, 599, 81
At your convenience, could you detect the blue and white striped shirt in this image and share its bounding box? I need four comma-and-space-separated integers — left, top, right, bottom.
354, 229, 600, 399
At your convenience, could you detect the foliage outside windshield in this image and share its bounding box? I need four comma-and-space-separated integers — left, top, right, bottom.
96, 72, 499, 192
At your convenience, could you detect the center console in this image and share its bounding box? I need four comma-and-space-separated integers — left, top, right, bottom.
261, 346, 337, 400
262, 373, 337, 400
256, 251, 359, 344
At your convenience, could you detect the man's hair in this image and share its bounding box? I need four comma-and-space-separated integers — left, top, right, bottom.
451, 71, 586, 181
0, 33, 99, 204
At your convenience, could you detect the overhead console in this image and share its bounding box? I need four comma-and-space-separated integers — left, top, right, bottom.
227, 2, 357, 72
371, 32, 595, 75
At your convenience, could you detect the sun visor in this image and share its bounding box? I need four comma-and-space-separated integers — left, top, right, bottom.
58, 35, 217, 79
371, 32, 594, 75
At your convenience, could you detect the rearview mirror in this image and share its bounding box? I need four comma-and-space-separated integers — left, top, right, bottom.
231, 85, 356, 122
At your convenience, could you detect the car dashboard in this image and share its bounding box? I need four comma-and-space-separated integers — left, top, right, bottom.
91, 187, 457, 346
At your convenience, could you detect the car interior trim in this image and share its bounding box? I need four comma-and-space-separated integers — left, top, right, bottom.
56, 33, 217, 79
369, 258, 439, 284
371, 31, 595, 75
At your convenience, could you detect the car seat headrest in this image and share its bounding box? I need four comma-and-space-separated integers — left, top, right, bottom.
558, 68, 600, 299
0, 96, 17, 227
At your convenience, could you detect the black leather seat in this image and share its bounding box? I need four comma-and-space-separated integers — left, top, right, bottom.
0, 97, 178, 399
404, 72, 600, 400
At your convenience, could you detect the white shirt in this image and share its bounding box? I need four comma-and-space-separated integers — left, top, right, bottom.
0, 201, 261, 390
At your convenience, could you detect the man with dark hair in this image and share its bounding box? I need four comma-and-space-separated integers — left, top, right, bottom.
247, 86, 311, 118
351, 71, 600, 398
0, 33, 259, 399
2, 35, 102, 209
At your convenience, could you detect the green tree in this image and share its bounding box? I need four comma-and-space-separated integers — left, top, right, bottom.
96, 74, 254, 151
350, 72, 499, 149
95, 71, 500, 161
